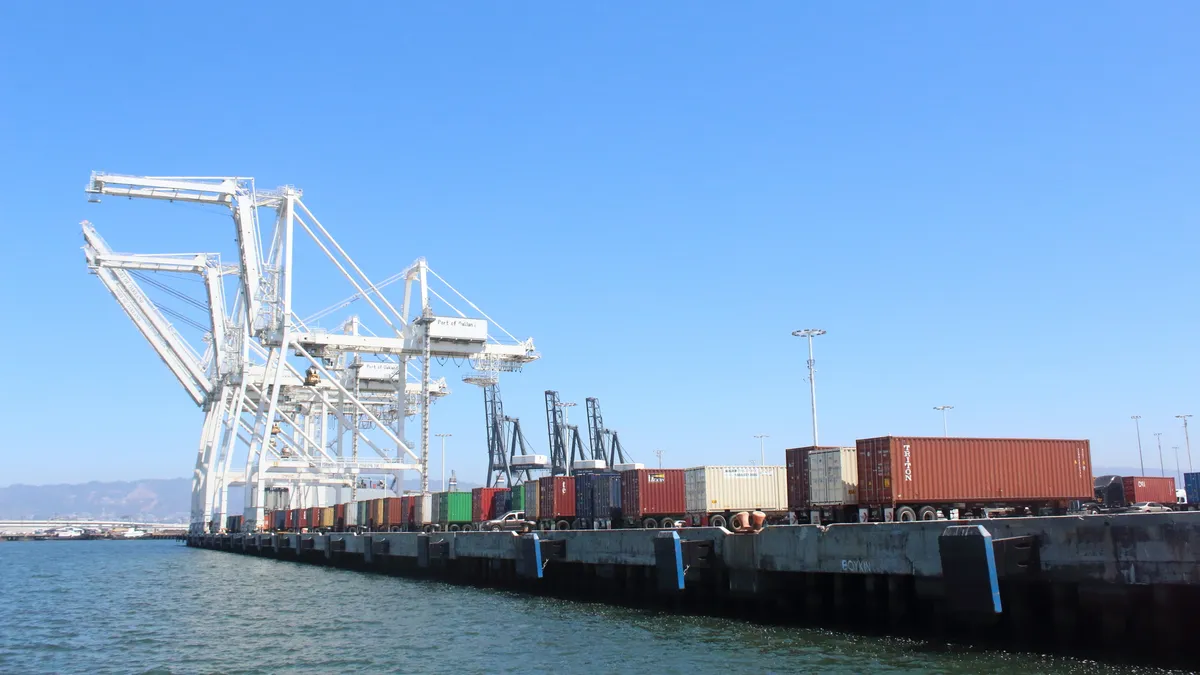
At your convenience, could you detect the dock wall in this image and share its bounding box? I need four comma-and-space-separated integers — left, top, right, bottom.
189, 513, 1200, 668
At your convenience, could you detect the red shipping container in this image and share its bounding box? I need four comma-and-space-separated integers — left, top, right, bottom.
472, 487, 506, 522
538, 476, 575, 521
856, 437, 1092, 508
620, 469, 685, 518
404, 495, 416, 523
334, 503, 346, 529
383, 497, 404, 529
284, 509, 295, 530
1122, 476, 1176, 505
296, 508, 308, 529
307, 507, 321, 529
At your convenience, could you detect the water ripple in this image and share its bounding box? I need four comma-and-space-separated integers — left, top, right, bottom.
0, 541, 1184, 674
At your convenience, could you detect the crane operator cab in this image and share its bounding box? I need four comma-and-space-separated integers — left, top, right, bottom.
303, 366, 320, 386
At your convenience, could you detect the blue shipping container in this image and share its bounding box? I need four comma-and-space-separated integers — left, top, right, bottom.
274, 510, 286, 530
1185, 472, 1200, 505
593, 473, 622, 523
491, 490, 512, 518
574, 473, 597, 522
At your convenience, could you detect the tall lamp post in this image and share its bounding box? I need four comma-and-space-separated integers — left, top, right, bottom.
1131, 415, 1145, 475
754, 434, 769, 465
934, 405, 954, 437
792, 329, 826, 446
654, 449, 664, 468
435, 433, 452, 491
1154, 432, 1165, 477
1176, 415, 1193, 473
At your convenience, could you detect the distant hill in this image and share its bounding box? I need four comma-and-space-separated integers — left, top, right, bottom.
0, 478, 191, 522
0, 477, 487, 522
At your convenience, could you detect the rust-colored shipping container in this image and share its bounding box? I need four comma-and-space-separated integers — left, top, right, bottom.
334, 503, 346, 530
472, 487, 506, 522
1122, 476, 1176, 505
856, 437, 1092, 515
620, 469, 685, 520
370, 498, 385, 530
306, 507, 321, 530
296, 508, 309, 530
383, 497, 404, 530
404, 495, 416, 524
538, 476, 575, 522
284, 509, 295, 530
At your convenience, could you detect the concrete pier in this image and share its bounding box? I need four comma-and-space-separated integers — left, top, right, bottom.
189, 512, 1200, 669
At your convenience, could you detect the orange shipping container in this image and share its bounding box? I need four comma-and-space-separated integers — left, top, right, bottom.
383, 497, 404, 529
857, 437, 1092, 507
1122, 476, 1176, 505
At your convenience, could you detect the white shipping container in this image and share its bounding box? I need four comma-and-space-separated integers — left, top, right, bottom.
808, 447, 859, 506
685, 466, 788, 513
414, 493, 433, 525
345, 504, 358, 527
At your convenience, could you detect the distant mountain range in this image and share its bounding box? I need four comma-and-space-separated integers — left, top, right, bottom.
0, 478, 192, 522
0, 477, 485, 522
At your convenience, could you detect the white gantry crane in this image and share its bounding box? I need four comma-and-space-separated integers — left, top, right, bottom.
81, 172, 538, 533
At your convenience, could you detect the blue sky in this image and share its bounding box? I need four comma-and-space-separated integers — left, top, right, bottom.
2, 3, 1198, 486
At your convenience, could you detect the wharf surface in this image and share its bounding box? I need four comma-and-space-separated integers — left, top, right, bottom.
189, 512, 1200, 669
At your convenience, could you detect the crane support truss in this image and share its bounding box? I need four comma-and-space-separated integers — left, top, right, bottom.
81, 171, 538, 533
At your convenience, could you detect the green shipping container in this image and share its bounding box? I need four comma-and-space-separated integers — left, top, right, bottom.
438, 491, 472, 523
511, 485, 525, 512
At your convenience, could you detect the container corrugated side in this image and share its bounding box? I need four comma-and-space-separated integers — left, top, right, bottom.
523, 481, 540, 520
371, 499, 384, 529
319, 507, 335, 528
593, 473, 621, 520
539, 476, 575, 520
383, 497, 403, 528
808, 447, 858, 506
684, 466, 788, 513
431, 492, 444, 523
1122, 476, 1176, 504
574, 474, 597, 521
274, 510, 286, 531
441, 492, 471, 523
511, 486, 525, 512
620, 469, 685, 517
413, 493, 432, 525
856, 436, 1092, 506
344, 503, 358, 528
785, 447, 813, 510
472, 487, 506, 522
1186, 473, 1200, 505
491, 489, 512, 517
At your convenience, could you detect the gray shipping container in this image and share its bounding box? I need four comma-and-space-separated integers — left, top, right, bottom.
808, 447, 859, 506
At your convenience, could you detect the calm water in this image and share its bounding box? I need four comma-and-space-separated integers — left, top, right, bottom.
0, 540, 1183, 674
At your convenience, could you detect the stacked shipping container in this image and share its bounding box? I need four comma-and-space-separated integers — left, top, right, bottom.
1187, 473, 1200, 506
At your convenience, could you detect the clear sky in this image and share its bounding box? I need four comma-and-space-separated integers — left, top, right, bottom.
1, 3, 1198, 486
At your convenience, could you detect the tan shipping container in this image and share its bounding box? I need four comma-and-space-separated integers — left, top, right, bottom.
685, 466, 788, 513
809, 447, 858, 506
